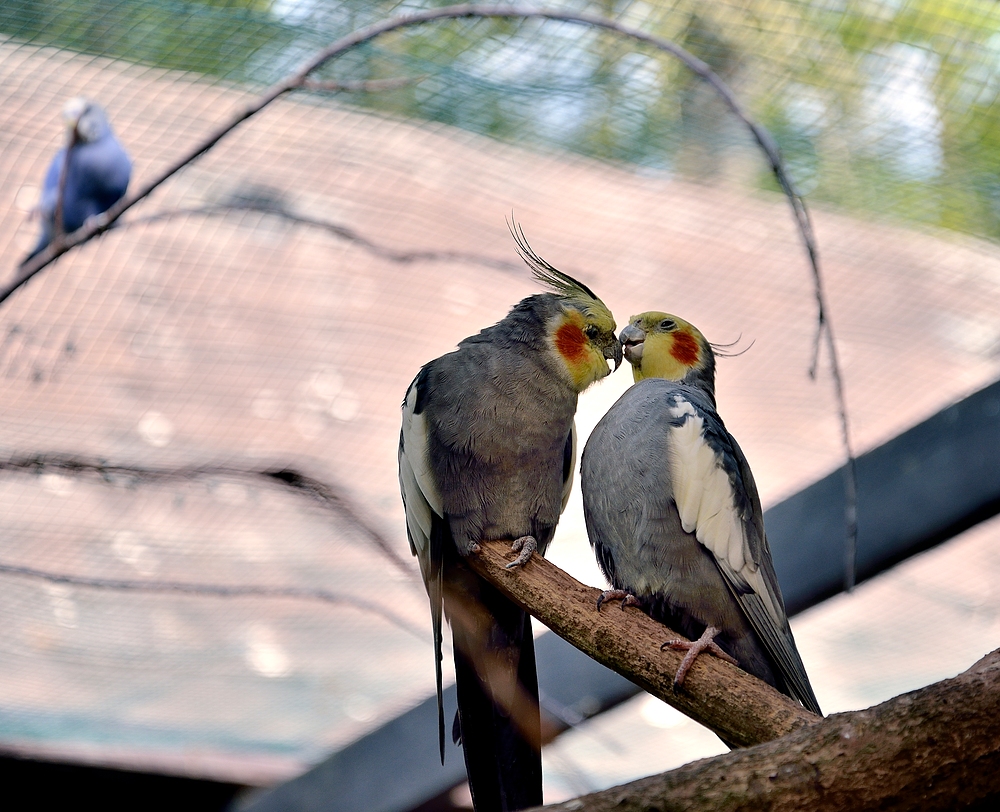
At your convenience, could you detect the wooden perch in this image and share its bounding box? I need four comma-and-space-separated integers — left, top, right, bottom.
531, 649, 1000, 811
469, 542, 1000, 809
467, 539, 820, 748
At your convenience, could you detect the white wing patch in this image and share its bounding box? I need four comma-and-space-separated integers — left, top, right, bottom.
399, 381, 444, 558
667, 398, 697, 419
666, 395, 782, 626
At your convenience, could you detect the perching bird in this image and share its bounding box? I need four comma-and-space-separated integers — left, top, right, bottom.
22, 97, 131, 264
399, 227, 621, 811
581, 312, 821, 715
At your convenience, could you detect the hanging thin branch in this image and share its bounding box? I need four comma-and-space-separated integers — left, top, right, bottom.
118, 202, 523, 272
3, 3, 857, 585
301, 75, 426, 93
0, 453, 415, 579
0, 561, 426, 641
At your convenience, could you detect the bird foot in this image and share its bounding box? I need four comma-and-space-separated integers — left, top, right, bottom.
660, 626, 738, 689
505, 535, 537, 569
596, 589, 641, 612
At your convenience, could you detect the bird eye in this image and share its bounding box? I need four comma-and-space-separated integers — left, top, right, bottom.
660, 319, 677, 331
585, 325, 599, 340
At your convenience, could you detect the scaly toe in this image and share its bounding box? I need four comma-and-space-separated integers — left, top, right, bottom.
505, 535, 537, 569
597, 589, 640, 612
661, 626, 738, 689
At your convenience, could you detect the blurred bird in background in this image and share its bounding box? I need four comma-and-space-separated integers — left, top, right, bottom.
22, 97, 131, 264
398, 226, 622, 811
581, 312, 821, 716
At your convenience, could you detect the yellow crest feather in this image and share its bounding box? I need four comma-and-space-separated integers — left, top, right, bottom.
507, 220, 614, 325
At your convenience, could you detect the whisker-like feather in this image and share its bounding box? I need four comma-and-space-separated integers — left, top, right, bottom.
711, 335, 756, 358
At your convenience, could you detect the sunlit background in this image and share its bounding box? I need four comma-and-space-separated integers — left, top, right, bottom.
1, 1, 1000, 809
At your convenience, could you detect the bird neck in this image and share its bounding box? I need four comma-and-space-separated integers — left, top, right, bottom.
633, 357, 717, 406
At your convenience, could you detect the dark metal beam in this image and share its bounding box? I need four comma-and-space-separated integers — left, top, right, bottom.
237, 633, 636, 812
768, 379, 1000, 615
238, 378, 1000, 812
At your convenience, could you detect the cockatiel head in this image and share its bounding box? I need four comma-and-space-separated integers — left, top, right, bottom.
619, 311, 717, 402
511, 225, 622, 392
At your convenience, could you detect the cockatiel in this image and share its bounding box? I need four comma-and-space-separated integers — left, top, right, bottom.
581, 312, 821, 715
398, 227, 621, 811
23, 97, 131, 264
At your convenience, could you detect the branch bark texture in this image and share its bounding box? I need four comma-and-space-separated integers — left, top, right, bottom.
468, 539, 820, 749
533, 649, 1000, 811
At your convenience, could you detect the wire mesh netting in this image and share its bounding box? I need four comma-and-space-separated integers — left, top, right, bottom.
1, 0, 1000, 803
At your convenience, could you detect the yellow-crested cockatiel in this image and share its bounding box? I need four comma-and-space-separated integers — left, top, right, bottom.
398, 226, 622, 811
581, 312, 821, 715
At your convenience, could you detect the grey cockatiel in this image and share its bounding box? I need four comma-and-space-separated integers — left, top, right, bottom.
581, 312, 821, 715
398, 227, 621, 811
23, 97, 131, 264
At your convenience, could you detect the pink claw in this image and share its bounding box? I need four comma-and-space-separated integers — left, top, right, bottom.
660, 626, 739, 689
596, 589, 641, 612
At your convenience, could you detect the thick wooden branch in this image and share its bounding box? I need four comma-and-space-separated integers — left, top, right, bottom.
531, 649, 1000, 811
467, 540, 820, 748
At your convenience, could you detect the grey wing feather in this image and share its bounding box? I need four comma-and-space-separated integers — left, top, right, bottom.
679, 398, 820, 714
719, 438, 822, 715
399, 375, 449, 759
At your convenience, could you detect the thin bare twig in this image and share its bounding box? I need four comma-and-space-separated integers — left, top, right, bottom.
3, 2, 856, 586
120, 203, 523, 271
0, 453, 416, 579
0, 561, 426, 641
301, 75, 425, 93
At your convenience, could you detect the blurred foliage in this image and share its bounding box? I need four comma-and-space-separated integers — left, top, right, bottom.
0, 0, 290, 80
3, 0, 1000, 239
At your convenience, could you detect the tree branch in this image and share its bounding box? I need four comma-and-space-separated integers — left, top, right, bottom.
0, 561, 426, 641
468, 540, 820, 749
532, 649, 1000, 811
300, 75, 425, 93
0, 453, 415, 578
118, 202, 523, 272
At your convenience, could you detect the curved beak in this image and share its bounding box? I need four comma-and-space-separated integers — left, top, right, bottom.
619, 323, 646, 366
604, 334, 623, 371
62, 97, 88, 135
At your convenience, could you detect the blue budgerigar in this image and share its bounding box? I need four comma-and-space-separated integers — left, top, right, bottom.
23, 97, 131, 264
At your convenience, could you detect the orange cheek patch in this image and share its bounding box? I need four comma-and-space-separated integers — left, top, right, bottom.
670, 331, 700, 366
555, 322, 588, 364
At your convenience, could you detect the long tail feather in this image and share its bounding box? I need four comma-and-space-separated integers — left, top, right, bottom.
432, 564, 445, 763
450, 575, 542, 812
428, 514, 448, 763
